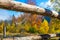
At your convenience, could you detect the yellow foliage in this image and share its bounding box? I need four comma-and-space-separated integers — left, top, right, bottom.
24, 25, 29, 31
0, 22, 5, 33
7, 23, 10, 30
7, 23, 16, 33
15, 24, 21, 33
41, 19, 49, 27
49, 18, 60, 33
1, 22, 4, 29
39, 19, 49, 34
56, 30, 60, 33
24, 23, 31, 31
33, 24, 39, 31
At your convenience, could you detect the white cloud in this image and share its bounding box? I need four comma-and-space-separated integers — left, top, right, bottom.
39, 0, 53, 10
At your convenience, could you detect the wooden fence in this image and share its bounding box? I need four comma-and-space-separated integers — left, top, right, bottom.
0, 0, 60, 40
0, 33, 60, 40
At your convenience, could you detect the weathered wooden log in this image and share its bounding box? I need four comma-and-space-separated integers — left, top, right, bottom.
13, 34, 60, 40
1, 33, 60, 40
0, 0, 60, 19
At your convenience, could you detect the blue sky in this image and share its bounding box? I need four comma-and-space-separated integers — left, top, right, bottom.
0, 0, 51, 20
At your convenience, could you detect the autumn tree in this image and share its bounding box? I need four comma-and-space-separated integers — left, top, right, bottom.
49, 0, 60, 33
0, 21, 4, 33
39, 19, 49, 34
49, 18, 60, 33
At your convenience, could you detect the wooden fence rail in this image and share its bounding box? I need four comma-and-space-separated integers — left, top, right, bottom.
0, 0, 60, 19
12, 33, 60, 40
0, 33, 60, 40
